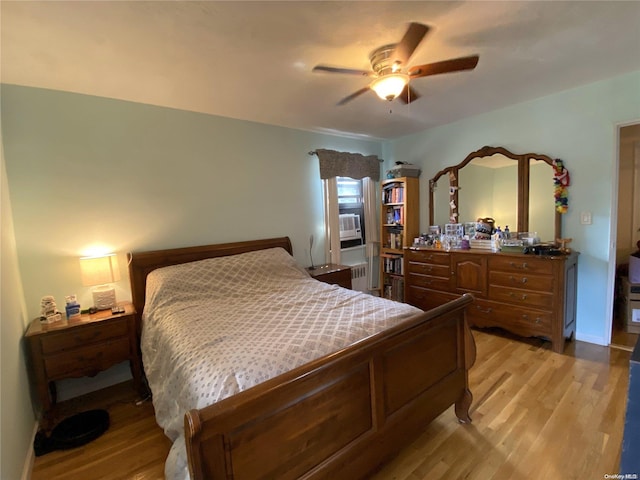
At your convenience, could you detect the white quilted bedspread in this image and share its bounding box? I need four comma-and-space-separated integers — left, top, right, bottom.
141, 247, 422, 480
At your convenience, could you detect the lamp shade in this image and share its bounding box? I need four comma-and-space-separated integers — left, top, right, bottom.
79, 254, 121, 310
80, 254, 121, 286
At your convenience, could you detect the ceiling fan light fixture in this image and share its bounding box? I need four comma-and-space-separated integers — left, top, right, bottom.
371, 73, 409, 101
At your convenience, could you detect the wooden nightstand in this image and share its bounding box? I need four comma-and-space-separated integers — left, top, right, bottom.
25, 302, 143, 430
307, 264, 352, 289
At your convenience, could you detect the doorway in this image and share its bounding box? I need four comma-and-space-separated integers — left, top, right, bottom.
611, 123, 640, 349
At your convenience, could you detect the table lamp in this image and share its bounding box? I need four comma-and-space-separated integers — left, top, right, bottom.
79, 254, 121, 310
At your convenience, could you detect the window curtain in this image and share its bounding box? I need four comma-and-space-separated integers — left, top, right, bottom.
362, 177, 379, 291
316, 149, 380, 182
315, 149, 380, 290
323, 177, 341, 265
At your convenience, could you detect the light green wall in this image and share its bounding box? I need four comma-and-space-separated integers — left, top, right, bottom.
1, 85, 381, 321
390, 69, 640, 344
1, 126, 34, 480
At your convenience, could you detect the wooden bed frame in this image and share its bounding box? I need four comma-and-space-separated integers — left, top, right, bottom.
128, 236, 476, 480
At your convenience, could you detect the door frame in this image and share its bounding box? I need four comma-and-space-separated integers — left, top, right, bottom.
608, 119, 640, 345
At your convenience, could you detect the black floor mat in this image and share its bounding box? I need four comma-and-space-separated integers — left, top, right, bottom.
34, 409, 110, 456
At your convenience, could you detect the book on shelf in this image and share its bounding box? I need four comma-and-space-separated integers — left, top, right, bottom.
382, 184, 405, 204
381, 254, 403, 275
383, 276, 404, 302
384, 230, 404, 250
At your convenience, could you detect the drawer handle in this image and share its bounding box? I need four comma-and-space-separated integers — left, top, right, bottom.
475, 305, 492, 314
508, 276, 527, 284
509, 262, 528, 270
522, 314, 542, 324
509, 292, 528, 300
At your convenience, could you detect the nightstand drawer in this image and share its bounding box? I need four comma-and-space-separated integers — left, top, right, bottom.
44, 338, 131, 378
40, 320, 129, 354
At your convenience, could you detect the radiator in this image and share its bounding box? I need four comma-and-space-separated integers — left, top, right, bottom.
350, 262, 368, 293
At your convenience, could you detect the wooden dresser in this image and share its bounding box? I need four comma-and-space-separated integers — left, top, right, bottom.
405, 248, 578, 353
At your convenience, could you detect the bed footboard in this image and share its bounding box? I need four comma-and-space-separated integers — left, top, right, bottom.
185, 293, 475, 480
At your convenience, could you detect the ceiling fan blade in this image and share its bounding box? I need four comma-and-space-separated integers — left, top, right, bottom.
408, 55, 479, 78
337, 87, 371, 106
393, 23, 430, 66
397, 84, 421, 104
313, 65, 372, 76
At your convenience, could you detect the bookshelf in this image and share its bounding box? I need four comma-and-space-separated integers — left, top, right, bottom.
380, 176, 419, 301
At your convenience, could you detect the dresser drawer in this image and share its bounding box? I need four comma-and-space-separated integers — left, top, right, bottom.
489, 285, 554, 309
406, 261, 450, 278
489, 256, 553, 275
467, 299, 552, 336
44, 338, 131, 379
40, 320, 129, 354
406, 285, 458, 311
406, 272, 451, 291
489, 271, 553, 292
405, 249, 450, 266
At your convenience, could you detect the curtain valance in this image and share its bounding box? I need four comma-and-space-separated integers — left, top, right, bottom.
315, 149, 380, 181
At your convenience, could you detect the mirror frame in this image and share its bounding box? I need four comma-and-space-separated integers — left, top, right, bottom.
428, 145, 563, 241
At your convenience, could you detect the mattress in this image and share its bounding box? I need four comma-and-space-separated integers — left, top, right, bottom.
141, 247, 422, 479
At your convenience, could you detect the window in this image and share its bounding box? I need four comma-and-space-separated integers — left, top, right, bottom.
337, 177, 366, 249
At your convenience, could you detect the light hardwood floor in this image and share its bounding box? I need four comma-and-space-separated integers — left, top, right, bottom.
31, 329, 632, 480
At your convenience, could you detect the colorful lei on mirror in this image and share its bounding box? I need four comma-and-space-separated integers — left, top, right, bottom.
553, 159, 570, 213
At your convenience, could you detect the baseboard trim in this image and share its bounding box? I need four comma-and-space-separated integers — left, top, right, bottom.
575, 332, 607, 346
22, 421, 38, 480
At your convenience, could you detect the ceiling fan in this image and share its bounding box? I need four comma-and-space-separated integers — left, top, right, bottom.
313, 22, 479, 106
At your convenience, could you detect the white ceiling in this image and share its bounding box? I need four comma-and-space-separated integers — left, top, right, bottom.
2, 1, 639, 140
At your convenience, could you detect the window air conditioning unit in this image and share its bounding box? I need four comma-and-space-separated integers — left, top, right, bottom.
339, 214, 362, 241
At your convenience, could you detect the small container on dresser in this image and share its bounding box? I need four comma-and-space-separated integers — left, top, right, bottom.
24, 302, 143, 430
307, 264, 352, 289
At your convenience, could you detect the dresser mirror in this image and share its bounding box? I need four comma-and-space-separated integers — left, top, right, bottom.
429, 146, 562, 242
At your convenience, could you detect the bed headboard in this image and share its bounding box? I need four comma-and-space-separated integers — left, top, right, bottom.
127, 236, 293, 324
